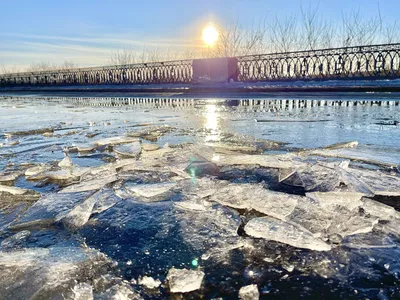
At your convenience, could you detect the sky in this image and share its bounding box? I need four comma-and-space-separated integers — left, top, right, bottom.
0, 0, 399, 70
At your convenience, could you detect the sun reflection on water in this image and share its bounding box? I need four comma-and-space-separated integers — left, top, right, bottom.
203, 103, 221, 142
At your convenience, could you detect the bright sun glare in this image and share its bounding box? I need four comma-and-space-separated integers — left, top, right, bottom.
202, 25, 219, 46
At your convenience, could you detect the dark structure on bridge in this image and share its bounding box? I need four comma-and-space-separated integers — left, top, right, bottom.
1, 43, 400, 87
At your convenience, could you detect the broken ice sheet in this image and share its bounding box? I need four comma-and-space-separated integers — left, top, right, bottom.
1, 230, 31, 250
0, 171, 21, 186
311, 148, 398, 169
244, 216, 331, 251
361, 197, 400, 221
59, 174, 118, 193
287, 194, 381, 239
0, 246, 111, 300
60, 192, 99, 231
114, 141, 141, 158
91, 188, 121, 215
342, 232, 397, 249
138, 275, 161, 289
345, 166, 400, 197
327, 210, 379, 237
210, 182, 300, 220
95, 283, 143, 300
9, 191, 94, 230
93, 136, 139, 147
61, 188, 121, 231
141, 143, 160, 151
166, 267, 205, 293
27, 167, 89, 186
123, 181, 178, 202
306, 192, 364, 211
282, 162, 343, 192
238, 284, 260, 300
173, 204, 242, 254
0, 185, 41, 203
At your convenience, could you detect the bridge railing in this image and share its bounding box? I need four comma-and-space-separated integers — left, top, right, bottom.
1, 43, 400, 87
0, 59, 193, 86
236, 43, 400, 81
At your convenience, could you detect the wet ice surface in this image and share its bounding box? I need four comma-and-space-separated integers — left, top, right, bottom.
0, 95, 399, 299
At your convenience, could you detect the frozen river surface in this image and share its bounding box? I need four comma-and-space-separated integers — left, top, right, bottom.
0, 95, 399, 299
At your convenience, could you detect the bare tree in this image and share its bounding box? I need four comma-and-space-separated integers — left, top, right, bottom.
0, 65, 21, 74
340, 9, 383, 47
25, 61, 79, 72
110, 48, 137, 66
26, 62, 57, 72
300, 3, 334, 50
268, 15, 299, 52
381, 21, 400, 44
60, 60, 76, 71
213, 19, 267, 57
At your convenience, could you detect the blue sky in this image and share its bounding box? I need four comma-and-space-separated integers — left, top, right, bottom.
1, 0, 399, 70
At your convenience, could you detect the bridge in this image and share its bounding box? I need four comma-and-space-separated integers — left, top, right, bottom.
1, 43, 400, 87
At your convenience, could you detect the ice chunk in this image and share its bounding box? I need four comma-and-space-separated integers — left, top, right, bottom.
138, 276, 161, 289
0, 246, 111, 300
73, 283, 93, 300
59, 175, 118, 193
342, 232, 396, 249
0, 171, 21, 186
286, 197, 333, 234
27, 167, 89, 186
342, 165, 400, 197
166, 268, 205, 293
58, 155, 73, 168
180, 177, 227, 200
380, 218, 400, 238
4, 127, 54, 137
114, 141, 141, 158
323, 141, 359, 150
174, 204, 242, 255
1, 230, 31, 249
127, 125, 176, 140
311, 148, 397, 169
140, 145, 175, 159
361, 198, 398, 220
238, 284, 259, 300
68, 144, 96, 153
142, 143, 160, 151
207, 142, 259, 154
94, 136, 139, 147
244, 216, 331, 251
283, 162, 343, 192
327, 210, 379, 237
185, 160, 219, 177
210, 183, 299, 220
212, 154, 300, 169
60, 192, 99, 230
91, 189, 121, 214
174, 201, 208, 211
10, 191, 93, 230
306, 192, 364, 211
95, 283, 143, 300
287, 195, 380, 238
0, 185, 40, 202
124, 182, 177, 201
24, 164, 52, 177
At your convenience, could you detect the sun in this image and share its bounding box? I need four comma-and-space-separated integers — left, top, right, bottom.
202, 25, 219, 46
